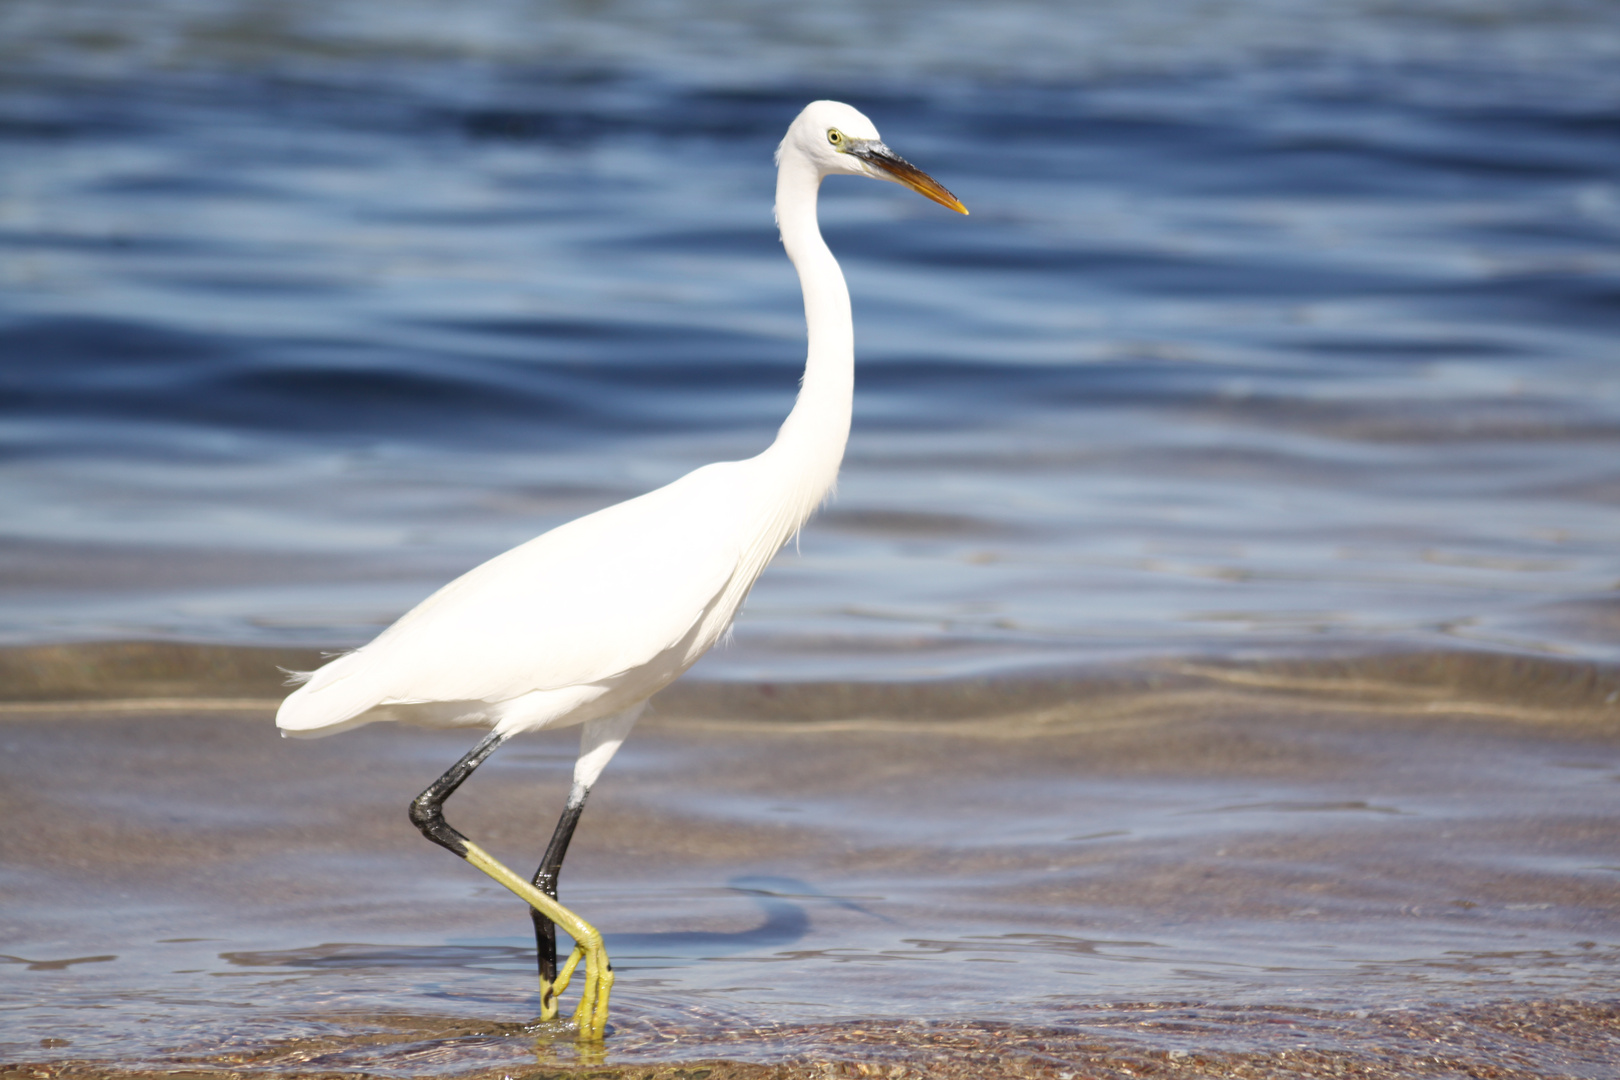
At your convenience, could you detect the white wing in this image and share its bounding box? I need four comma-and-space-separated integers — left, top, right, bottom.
277, 460, 761, 733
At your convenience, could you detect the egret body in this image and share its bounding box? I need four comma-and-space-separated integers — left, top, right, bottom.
277, 100, 965, 1040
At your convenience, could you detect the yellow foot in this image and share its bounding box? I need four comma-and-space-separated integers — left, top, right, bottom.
522, 1017, 606, 1069
539, 943, 585, 1021
460, 840, 613, 1040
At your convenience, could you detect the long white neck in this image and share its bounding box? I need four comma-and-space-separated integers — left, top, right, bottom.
762, 145, 853, 525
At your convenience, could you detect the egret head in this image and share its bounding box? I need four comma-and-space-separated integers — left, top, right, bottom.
780, 100, 967, 215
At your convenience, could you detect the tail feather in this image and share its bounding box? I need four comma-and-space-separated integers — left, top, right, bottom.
276, 649, 386, 738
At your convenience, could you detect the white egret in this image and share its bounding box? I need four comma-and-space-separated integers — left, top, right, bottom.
276, 100, 966, 1041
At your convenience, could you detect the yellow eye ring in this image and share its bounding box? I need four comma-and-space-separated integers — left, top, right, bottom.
827, 129, 844, 146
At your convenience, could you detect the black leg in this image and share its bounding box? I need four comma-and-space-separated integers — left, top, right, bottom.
531, 782, 589, 987
409, 730, 507, 857
406, 729, 613, 1033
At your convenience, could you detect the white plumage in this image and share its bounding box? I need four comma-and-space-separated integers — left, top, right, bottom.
279, 460, 774, 740
278, 101, 963, 753
275, 100, 965, 1039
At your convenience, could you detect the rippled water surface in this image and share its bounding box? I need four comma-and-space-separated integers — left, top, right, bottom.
4, 672, 1620, 1072
3, 2, 1620, 1075
4, 0, 1620, 675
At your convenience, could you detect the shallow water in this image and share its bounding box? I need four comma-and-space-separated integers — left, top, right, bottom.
3, 0, 1620, 676
4, 2, 1620, 1075
3, 658, 1620, 1073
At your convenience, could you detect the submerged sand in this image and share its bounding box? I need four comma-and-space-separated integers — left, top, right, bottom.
7, 999, 1620, 1080
3, 643, 1619, 1078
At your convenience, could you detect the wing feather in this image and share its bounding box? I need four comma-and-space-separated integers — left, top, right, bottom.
277, 462, 758, 734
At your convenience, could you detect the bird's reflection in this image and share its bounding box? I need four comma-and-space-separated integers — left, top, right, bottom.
602, 876, 882, 960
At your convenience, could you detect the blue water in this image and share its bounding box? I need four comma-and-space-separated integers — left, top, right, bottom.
3, 0, 1620, 677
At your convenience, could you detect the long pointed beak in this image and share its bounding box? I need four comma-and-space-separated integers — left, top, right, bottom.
854, 144, 968, 215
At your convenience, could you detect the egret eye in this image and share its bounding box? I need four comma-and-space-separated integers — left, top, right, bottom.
827, 129, 844, 147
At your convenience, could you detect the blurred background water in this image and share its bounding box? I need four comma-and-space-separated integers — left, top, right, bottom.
6, 5, 1620, 1072
2, 0, 1619, 677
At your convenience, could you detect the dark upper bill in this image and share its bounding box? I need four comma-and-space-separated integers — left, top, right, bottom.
853, 143, 968, 215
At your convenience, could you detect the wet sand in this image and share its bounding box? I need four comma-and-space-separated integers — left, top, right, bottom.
6, 1000, 1620, 1080
3, 644, 1619, 1078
